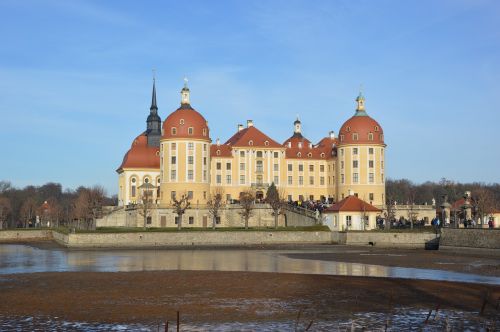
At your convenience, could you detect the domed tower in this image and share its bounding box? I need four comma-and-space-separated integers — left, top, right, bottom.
159, 80, 211, 205
336, 92, 386, 207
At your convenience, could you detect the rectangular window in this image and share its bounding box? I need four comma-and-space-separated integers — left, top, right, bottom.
346, 215, 352, 226
381, 161, 384, 169
274, 176, 279, 184
188, 142, 194, 150
274, 163, 279, 171
369, 160, 374, 168
216, 216, 221, 224
240, 175, 245, 184
369, 173, 374, 183
226, 163, 231, 170
171, 170, 176, 180
340, 148, 344, 156
203, 157, 207, 165
171, 191, 176, 200
216, 162, 221, 170
240, 151, 245, 157
226, 175, 231, 184
171, 156, 176, 164
369, 193, 374, 201
341, 174, 345, 184
341, 161, 344, 169
320, 165, 325, 172
256, 151, 263, 158
240, 163, 245, 171
203, 144, 207, 151
288, 176, 293, 185
131, 185, 136, 197
353, 160, 358, 168
320, 176, 325, 185
203, 170, 207, 181
309, 165, 314, 172
188, 191, 193, 199
353, 148, 358, 155
175, 216, 179, 224
353, 173, 359, 183
299, 164, 303, 172
274, 152, 279, 158
189, 216, 194, 224
171, 142, 176, 150
369, 148, 374, 154
299, 176, 303, 185
288, 195, 292, 201
216, 174, 222, 184
188, 156, 194, 164
256, 160, 263, 172
288, 164, 292, 172
188, 170, 193, 180
381, 174, 385, 182
309, 176, 314, 185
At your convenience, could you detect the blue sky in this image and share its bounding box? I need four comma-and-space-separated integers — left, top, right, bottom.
0, 0, 499, 195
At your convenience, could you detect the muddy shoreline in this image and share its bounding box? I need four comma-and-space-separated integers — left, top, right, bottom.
1, 271, 499, 325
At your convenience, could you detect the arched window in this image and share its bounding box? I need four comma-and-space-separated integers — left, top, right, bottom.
297, 152, 301, 157
346, 126, 351, 132
171, 127, 177, 135
307, 152, 312, 157
352, 133, 358, 141
248, 140, 254, 146
216, 150, 221, 156
188, 127, 194, 135
180, 119, 185, 125
368, 133, 374, 141
264, 140, 269, 146
320, 153, 325, 158
375, 126, 379, 132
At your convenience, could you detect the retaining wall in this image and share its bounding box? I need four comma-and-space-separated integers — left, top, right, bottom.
440, 228, 500, 249
331, 231, 438, 248
55, 230, 332, 248
0, 230, 52, 242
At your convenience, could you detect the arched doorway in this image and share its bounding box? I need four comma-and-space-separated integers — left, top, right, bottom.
256, 191, 264, 201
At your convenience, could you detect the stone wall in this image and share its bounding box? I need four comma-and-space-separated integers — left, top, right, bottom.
54, 230, 332, 248
330, 231, 438, 248
0, 230, 52, 242
440, 228, 500, 249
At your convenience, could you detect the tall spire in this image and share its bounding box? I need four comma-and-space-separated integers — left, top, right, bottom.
181, 77, 190, 105
150, 75, 158, 113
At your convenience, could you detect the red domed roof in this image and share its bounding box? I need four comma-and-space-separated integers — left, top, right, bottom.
338, 114, 384, 145
117, 134, 160, 172
162, 104, 210, 140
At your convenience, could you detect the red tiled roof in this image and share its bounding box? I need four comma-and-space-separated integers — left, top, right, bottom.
117, 134, 160, 171
162, 104, 210, 140
225, 126, 282, 148
339, 115, 384, 145
325, 195, 381, 213
283, 134, 336, 160
210, 144, 232, 158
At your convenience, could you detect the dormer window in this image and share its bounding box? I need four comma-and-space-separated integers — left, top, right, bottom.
249, 140, 254, 146
297, 152, 301, 157
171, 127, 177, 135
180, 119, 185, 125
368, 133, 374, 141
307, 152, 312, 157
340, 135, 344, 142
380, 134, 384, 140
155, 151, 160, 156
188, 127, 194, 135
298, 142, 302, 149
346, 126, 351, 132
202, 128, 207, 136
375, 126, 379, 132
352, 133, 358, 141
264, 140, 269, 146
320, 153, 325, 158
216, 150, 221, 156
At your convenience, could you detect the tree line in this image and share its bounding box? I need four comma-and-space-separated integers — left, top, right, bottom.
0, 181, 116, 230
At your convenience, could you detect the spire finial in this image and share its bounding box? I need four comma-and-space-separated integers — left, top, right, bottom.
293, 115, 302, 134
150, 71, 157, 111
183, 76, 188, 88
355, 85, 366, 113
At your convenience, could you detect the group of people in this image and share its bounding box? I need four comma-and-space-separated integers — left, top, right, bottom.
287, 200, 329, 214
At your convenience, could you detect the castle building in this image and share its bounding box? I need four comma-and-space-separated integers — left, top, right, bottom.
117, 80, 386, 208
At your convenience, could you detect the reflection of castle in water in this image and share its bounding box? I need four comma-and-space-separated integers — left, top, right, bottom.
65, 250, 390, 277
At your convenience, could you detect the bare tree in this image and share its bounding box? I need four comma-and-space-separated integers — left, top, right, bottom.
239, 189, 255, 229
265, 183, 285, 229
207, 187, 225, 230
74, 186, 106, 230
20, 197, 37, 228
138, 183, 155, 229
0, 196, 12, 230
384, 194, 396, 230
406, 190, 419, 229
172, 193, 191, 230
472, 188, 496, 224
46, 197, 63, 228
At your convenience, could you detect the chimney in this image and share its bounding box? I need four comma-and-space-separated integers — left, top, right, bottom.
238, 124, 244, 132
329, 131, 335, 139
216, 138, 220, 146
247, 120, 253, 128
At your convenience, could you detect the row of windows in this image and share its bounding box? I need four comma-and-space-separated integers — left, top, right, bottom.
164, 142, 207, 151
287, 164, 327, 172
339, 133, 384, 142
340, 173, 384, 184
339, 147, 384, 156
170, 127, 208, 137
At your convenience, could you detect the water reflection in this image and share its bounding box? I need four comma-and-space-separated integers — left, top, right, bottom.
1, 244, 499, 285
